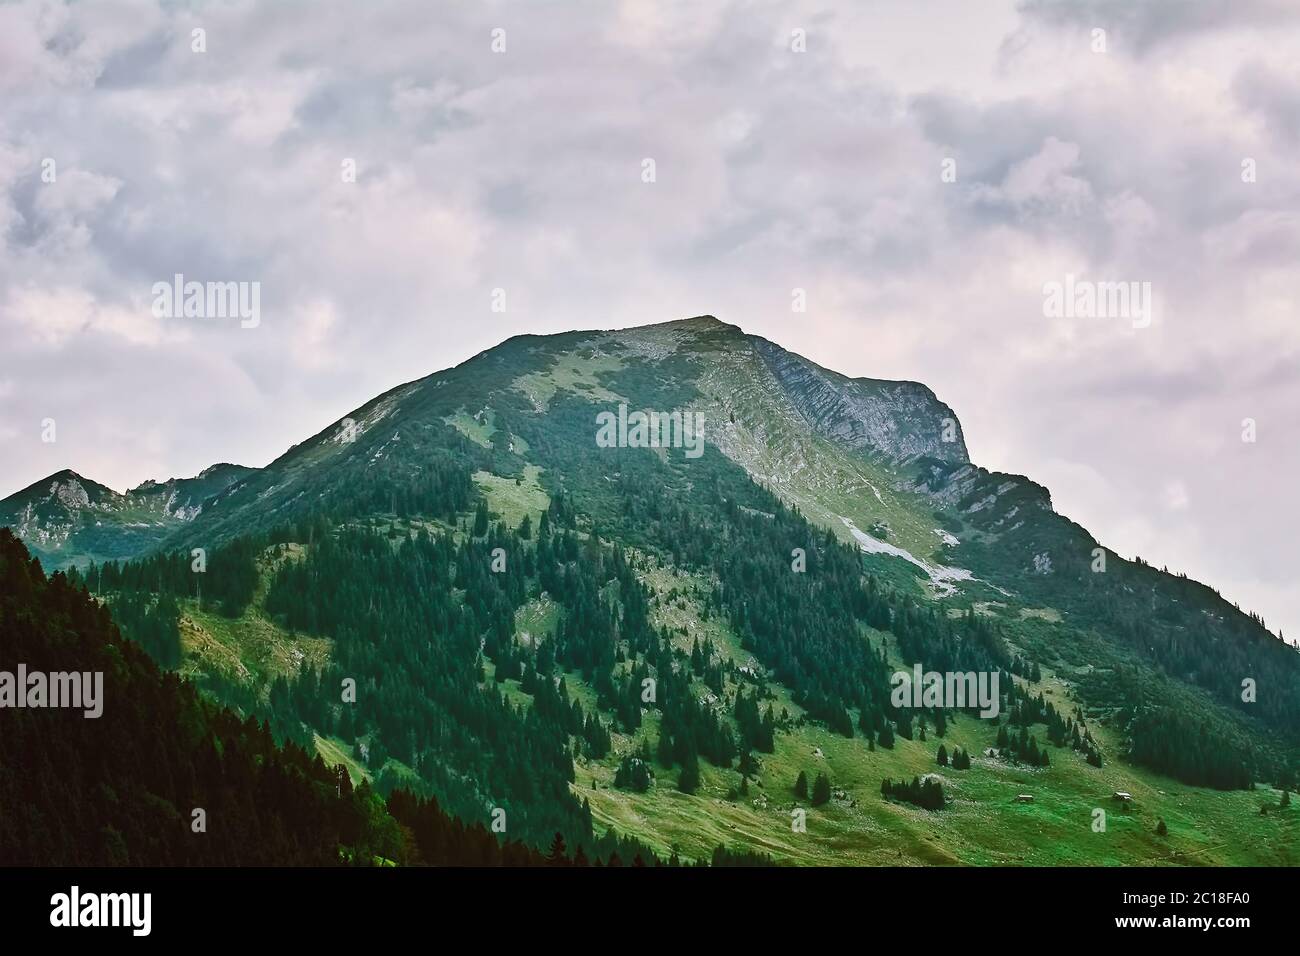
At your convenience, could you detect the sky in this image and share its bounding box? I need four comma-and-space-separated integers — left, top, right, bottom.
1, 0, 1297, 642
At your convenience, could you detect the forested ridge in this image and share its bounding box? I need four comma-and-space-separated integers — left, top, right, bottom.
0, 528, 536, 865
1, 528, 780, 866
75, 448, 1107, 861
915, 456, 1300, 785
15, 333, 1297, 868
78, 383, 1287, 863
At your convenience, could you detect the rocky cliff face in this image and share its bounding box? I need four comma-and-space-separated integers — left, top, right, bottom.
3, 471, 119, 551
128, 464, 258, 521
1, 317, 979, 567
0, 464, 255, 568
752, 336, 969, 465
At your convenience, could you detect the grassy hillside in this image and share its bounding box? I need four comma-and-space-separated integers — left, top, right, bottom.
123, 513, 1298, 866
570, 567, 1297, 865
25, 317, 1299, 867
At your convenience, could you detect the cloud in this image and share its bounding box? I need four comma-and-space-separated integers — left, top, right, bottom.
0, 0, 1296, 642
1013, 0, 1300, 55
971, 136, 1094, 217
1233, 60, 1300, 143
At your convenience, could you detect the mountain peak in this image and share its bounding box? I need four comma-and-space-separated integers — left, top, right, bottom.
48, 468, 88, 483
10, 469, 112, 500
127, 462, 255, 495
0, 462, 258, 569
197, 462, 248, 479
631, 314, 742, 335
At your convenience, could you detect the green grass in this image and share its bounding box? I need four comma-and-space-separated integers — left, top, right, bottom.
558, 563, 1300, 866
314, 734, 422, 790
481, 660, 537, 712
473, 465, 549, 530
444, 407, 497, 447
512, 352, 625, 411
515, 595, 561, 649
177, 600, 331, 686
573, 682, 1298, 867
164, 509, 1297, 867
315, 734, 371, 783
176, 544, 330, 688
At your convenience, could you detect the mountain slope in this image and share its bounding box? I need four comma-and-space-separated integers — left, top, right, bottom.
5, 315, 1298, 866
11, 316, 1298, 748
0, 528, 548, 866
0, 464, 255, 570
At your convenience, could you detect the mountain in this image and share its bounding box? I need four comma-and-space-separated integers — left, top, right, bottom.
0, 527, 551, 866
0, 524, 761, 867
4, 316, 1297, 865
0, 463, 256, 569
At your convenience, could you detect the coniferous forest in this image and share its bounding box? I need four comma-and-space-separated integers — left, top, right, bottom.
26, 363, 1293, 869
2, 317, 1297, 873
0, 528, 779, 866
6, 0, 1300, 917
0, 528, 507, 865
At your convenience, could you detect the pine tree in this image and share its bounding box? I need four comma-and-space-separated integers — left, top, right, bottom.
678, 748, 701, 794
812, 773, 831, 806
738, 749, 758, 778
657, 730, 675, 767
547, 832, 568, 865
795, 770, 809, 799
937, 744, 948, 767
858, 703, 875, 736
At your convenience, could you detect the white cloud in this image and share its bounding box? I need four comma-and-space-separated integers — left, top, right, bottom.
0, 0, 1296, 642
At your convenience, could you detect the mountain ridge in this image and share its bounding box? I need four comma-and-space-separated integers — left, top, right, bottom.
0, 315, 1275, 640
7, 313, 1297, 866
4, 315, 1294, 717
2, 316, 976, 559
0, 462, 256, 569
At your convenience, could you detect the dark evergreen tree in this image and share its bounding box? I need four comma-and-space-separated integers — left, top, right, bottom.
811, 773, 831, 806
678, 748, 701, 794
794, 770, 809, 799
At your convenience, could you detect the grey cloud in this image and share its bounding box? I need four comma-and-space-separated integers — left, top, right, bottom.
1015, 0, 1300, 54
1, 0, 1297, 642
1233, 60, 1300, 143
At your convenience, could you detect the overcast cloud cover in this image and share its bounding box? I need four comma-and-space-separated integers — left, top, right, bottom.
1, 0, 1297, 641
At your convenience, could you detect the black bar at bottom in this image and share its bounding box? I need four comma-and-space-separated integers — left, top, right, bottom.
0, 865, 1276, 940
